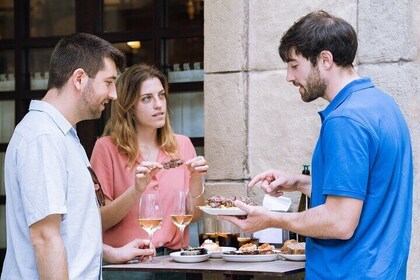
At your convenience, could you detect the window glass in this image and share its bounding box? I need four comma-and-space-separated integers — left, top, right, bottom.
0, 50, 15, 92
0, 205, 6, 248
103, 0, 154, 32
113, 40, 155, 67
30, 0, 75, 37
167, 0, 203, 28
29, 48, 53, 90
168, 91, 203, 138
165, 37, 203, 83
0, 152, 5, 195
0, 0, 14, 39
0, 100, 15, 143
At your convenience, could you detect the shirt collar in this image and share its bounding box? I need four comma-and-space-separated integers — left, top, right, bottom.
29, 100, 75, 135
318, 77, 374, 122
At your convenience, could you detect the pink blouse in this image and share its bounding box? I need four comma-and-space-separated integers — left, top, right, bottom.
90, 134, 197, 249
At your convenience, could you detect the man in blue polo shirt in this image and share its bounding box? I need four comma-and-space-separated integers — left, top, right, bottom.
221, 11, 413, 279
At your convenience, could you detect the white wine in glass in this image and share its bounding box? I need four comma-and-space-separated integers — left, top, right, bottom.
138, 193, 163, 262
170, 191, 193, 251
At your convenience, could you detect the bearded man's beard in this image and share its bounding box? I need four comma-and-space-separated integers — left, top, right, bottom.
301, 66, 327, 102
80, 79, 102, 120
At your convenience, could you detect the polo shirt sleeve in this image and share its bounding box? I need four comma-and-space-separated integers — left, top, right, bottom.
18, 134, 67, 227
320, 116, 377, 200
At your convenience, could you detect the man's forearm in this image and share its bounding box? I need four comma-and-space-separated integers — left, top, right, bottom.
271, 196, 362, 240
33, 235, 68, 280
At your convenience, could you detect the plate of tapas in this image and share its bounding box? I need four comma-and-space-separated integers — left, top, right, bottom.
170, 248, 210, 263
198, 195, 255, 216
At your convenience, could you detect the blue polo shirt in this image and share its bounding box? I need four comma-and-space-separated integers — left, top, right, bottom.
306, 78, 413, 279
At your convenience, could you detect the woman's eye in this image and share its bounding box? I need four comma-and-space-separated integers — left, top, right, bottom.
142, 96, 152, 102
159, 93, 166, 99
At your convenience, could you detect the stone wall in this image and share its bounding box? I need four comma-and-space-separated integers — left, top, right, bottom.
204, 0, 420, 278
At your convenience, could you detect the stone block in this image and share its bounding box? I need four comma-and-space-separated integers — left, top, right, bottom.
203, 182, 248, 200
204, 0, 248, 73
204, 73, 247, 180
247, 70, 325, 178
358, 0, 416, 63
413, 0, 420, 62
248, 0, 357, 70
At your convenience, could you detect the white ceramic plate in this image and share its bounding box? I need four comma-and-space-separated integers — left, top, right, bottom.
198, 206, 246, 216
221, 252, 278, 262
170, 251, 210, 263
210, 247, 237, 258
278, 253, 306, 261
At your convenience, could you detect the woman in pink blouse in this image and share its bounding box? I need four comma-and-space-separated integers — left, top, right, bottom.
90, 64, 208, 256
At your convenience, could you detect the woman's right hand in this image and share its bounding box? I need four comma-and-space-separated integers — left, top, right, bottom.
134, 161, 163, 193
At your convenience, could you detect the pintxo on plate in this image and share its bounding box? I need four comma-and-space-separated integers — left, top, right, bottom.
200, 239, 221, 252
226, 243, 276, 255
180, 247, 208, 256
206, 195, 255, 208
280, 239, 306, 254
198, 196, 256, 216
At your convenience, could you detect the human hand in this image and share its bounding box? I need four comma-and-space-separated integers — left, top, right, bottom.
134, 161, 163, 193
248, 169, 299, 197
104, 239, 155, 264
124, 239, 155, 263
185, 156, 208, 178
219, 201, 272, 233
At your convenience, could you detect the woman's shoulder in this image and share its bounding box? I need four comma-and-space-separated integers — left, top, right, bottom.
173, 134, 195, 154
95, 135, 114, 146
174, 134, 191, 142
174, 134, 192, 144
93, 135, 119, 152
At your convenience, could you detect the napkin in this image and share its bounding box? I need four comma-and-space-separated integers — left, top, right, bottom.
262, 195, 292, 212
254, 195, 292, 244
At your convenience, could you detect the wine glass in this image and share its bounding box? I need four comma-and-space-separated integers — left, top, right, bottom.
138, 193, 163, 262
170, 191, 194, 251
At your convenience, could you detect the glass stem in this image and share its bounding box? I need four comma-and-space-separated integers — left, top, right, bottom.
148, 233, 154, 262
180, 228, 185, 251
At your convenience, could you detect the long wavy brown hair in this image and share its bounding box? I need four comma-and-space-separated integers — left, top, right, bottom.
103, 64, 178, 167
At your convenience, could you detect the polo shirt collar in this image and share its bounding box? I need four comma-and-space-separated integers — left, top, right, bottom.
29, 100, 74, 135
318, 77, 374, 122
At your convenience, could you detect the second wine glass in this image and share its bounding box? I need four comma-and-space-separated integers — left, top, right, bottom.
138, 193, 163, 262
170, 191, 194, 251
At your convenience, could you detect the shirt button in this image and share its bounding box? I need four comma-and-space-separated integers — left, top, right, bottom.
158, 242, 164, 247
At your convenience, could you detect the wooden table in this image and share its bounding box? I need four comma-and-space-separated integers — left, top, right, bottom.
103, 255, 305, 279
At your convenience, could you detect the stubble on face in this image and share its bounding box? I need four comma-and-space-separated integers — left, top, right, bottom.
81, 78, 103, 120
301, 66, 327, 103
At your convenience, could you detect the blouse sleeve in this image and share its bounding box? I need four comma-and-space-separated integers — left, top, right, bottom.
177, 134, 197, 161
90, 137, 116, 200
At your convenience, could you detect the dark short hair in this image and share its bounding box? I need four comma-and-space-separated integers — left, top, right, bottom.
47, 33, 126, 90
279, 10, 357, 67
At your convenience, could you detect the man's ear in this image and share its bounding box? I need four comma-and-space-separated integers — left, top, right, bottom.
72, 68, 87, 91
319, 50, 333, 69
